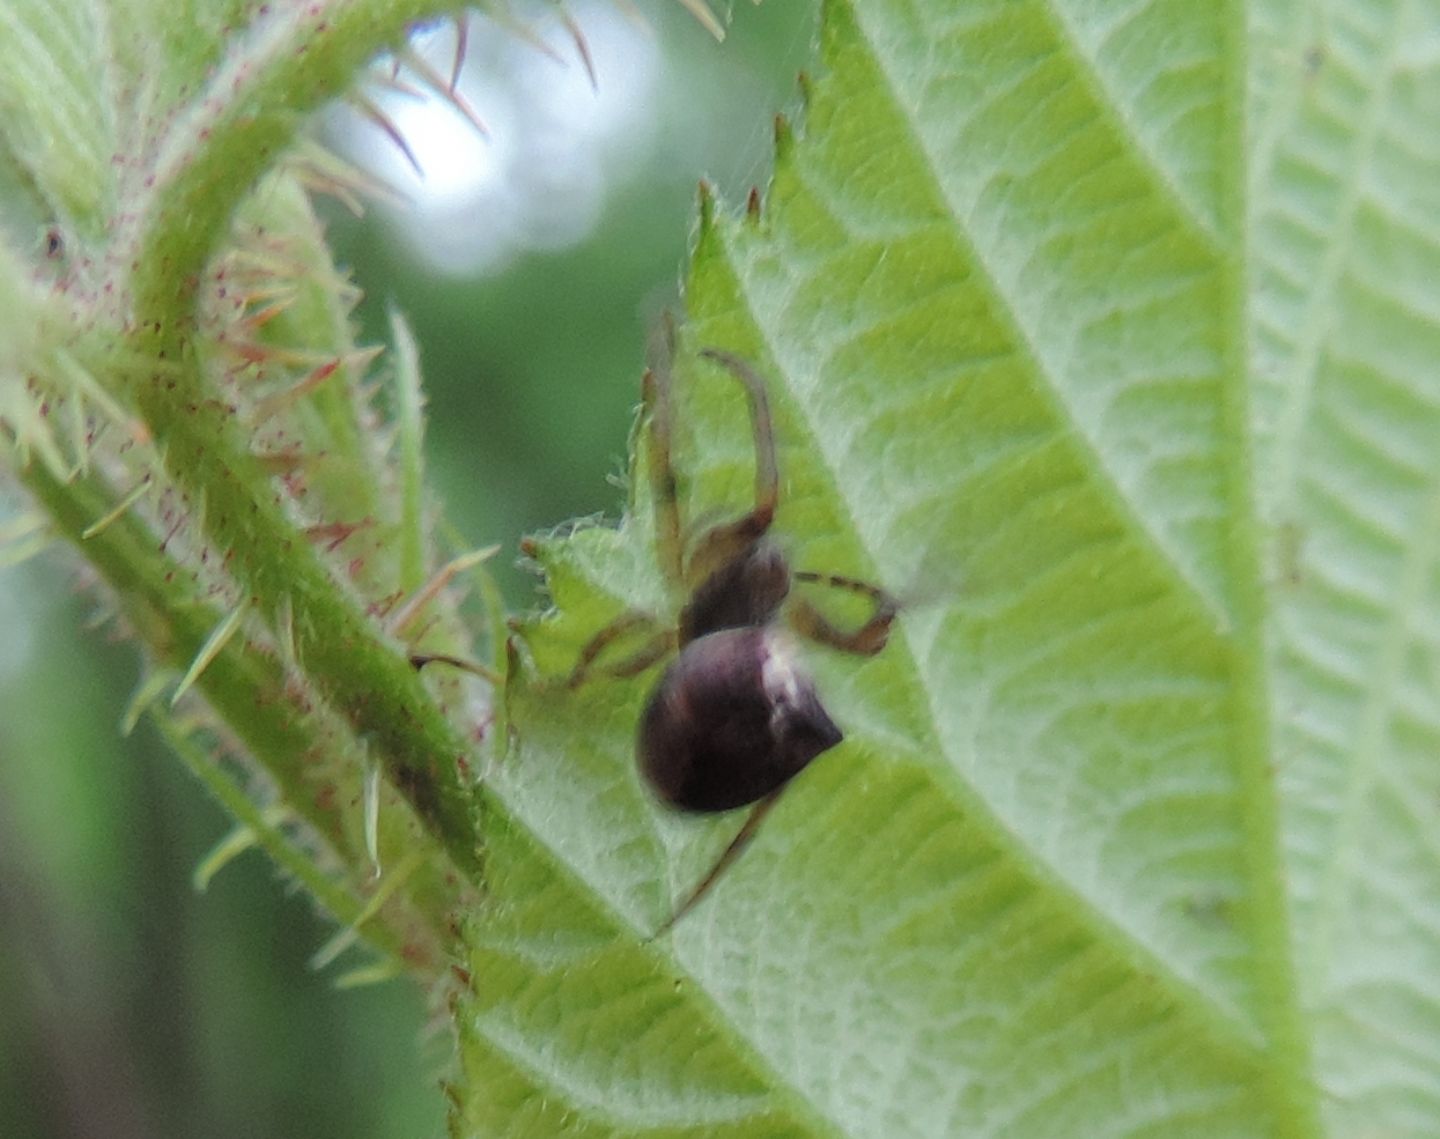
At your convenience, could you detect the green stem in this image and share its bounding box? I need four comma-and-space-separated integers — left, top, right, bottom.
115, 0, 490, 883
24, 461, 461, 974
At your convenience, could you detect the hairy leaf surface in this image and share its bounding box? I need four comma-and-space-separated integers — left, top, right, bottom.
462, 1, 1440, 1136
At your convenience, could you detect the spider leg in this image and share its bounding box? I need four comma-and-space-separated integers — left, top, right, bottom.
565, 610, 676, 689
408, 652, 502, 684
789, 571, 900, 656
699, 348, 779, 519
650, 786, 785, 938
644, 315, 686, 588
684, 348, 781, 584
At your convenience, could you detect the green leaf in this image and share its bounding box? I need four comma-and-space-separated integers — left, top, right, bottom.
460, 0, 1440, 1135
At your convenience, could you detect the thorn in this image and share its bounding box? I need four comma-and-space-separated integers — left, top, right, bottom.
746, 186, 762, 218
450, 13, 468, 90
310, 851, 425, 971
289, 140, 411, 214
368, 588, 405, 621
363, 754, 382, 878
229, 340, 281, 366
0, 509, 50, 569
158, 509, 186, 556
252, 349, 381, 422
67, 392, 90, 478
491, 9, 567, 67
774, 112, 793, 153
611, 0, 649, 35
82, 477, 152, 540
240, 295, 297, 332
239, 281, 301, 306
676, 0, 725, 40
193, 821, 260, 892
352, 94, 423, 178
226, 243, 309, 283
303, 518, 375, 553
0, 511, 46, 545
225, 236, 366, 311
397, 46, 489, 139
192, 803, 291, 892
332, 960, 403, 990
172, 603, 248, 706
389, 546, 501, 637
258, 342, 381, 372
291, 160, 365, 217
253, 448, 310, 474
406, 613, 443, 648
560, 7, 598, 91
55, 350, 149, 446
367, 68, 428, 102
276, 595, 296, 664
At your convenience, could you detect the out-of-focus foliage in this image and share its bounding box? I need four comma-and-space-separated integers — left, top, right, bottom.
0, 4, 815, 1136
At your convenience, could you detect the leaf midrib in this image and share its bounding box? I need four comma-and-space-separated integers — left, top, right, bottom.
1042, 0, 1224, 246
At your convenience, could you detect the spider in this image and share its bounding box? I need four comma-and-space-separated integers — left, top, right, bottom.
561, 339, 899, 936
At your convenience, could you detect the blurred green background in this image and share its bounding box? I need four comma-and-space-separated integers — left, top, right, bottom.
0, 4, 816, 1136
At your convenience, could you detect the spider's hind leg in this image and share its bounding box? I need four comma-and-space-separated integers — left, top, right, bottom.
650, 787, 785, 939
789, 571, 899, 656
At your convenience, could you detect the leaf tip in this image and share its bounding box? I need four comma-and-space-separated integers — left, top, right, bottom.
773, 111, 794, 159
696, 179, 717, 228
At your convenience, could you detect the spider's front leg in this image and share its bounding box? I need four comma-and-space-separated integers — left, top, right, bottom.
555, 323, 701, 693
563, 610, 676, 690
680, 349, 781, 588
643, 349, 686, 590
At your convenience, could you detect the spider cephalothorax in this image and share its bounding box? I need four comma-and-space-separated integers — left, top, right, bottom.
564, 344, 898, 934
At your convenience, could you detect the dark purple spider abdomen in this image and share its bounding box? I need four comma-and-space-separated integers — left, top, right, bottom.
638, 626, 842, 813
